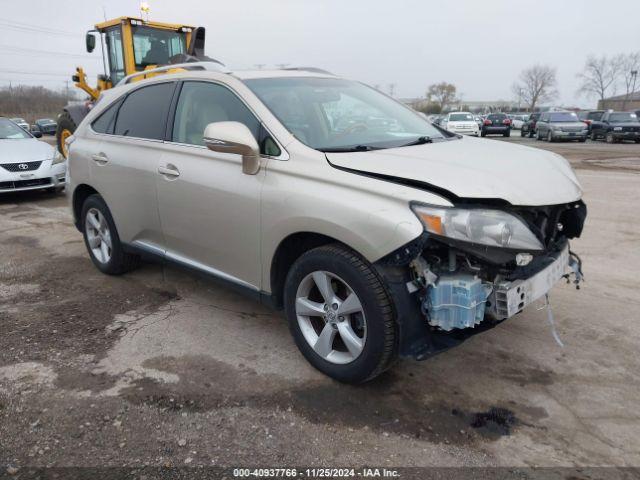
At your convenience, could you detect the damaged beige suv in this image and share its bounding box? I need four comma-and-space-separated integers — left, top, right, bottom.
67, 65, 586, 383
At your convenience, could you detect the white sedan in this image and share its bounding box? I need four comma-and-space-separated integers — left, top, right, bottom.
0, 117, 66, 194
440, 112, 480, 136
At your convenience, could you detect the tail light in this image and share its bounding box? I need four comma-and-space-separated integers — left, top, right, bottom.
483, 119, 491, 126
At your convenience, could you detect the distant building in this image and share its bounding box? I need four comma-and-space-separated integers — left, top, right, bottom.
597, 91, 640, 111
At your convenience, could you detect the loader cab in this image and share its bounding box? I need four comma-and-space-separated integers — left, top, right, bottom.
93, 17, 193, 85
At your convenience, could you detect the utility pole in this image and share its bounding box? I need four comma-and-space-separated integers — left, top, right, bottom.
65, 80, 69, 101
388, 83, 396, 97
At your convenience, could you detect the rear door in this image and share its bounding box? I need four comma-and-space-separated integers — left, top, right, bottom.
89, 81, 177, 251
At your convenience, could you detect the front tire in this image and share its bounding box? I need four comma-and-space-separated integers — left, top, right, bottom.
606, 132, 616, 144
81, 195, 140, 275
284, 244, 397, 383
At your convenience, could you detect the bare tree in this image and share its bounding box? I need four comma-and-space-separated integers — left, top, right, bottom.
617, 52, 640, 109
511, 65, 558, 111
426, 82, 458, 112
577, 54, 622, 101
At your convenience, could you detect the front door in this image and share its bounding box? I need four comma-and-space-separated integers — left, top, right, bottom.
156, 81, 266, 290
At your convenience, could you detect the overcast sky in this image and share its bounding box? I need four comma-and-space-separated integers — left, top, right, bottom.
1, 0, 639, 108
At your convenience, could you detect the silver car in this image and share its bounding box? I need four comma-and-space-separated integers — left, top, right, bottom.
67, 66, 586, 383
536, 111, 588, 142
0, 117, 66, 194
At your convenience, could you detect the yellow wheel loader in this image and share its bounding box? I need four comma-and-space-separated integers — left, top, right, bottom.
57, 16, 216, 157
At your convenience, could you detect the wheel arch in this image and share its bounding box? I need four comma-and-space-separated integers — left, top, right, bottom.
72, 184, 101, 231
268, 232, 349, 309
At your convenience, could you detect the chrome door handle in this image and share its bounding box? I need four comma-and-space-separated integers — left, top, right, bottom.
157, 165, 180, 177
91, 153, 108, 164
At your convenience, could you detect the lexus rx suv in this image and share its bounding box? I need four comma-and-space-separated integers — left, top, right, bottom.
67, 67, 586, 383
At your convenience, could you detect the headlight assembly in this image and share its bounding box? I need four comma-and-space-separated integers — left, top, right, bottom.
52, 150, 65, 165
411, 203, 544, 250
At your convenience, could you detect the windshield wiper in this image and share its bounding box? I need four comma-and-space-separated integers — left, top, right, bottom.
320, 145, 381, 153
397, 135, 433, 148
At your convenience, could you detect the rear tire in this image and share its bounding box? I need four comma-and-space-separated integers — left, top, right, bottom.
504, 130, 510, 137
80, 195, 140, 275
56, 111, 77, 158
520, 128, 526, 137
591, 131, 598, 141
284, 244, 397, 384
547, 131, 554, 142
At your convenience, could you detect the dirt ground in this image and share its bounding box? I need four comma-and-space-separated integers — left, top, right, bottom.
1, 137, 639, 476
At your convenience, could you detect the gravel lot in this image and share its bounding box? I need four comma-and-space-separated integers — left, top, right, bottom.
1, 137, 639, 475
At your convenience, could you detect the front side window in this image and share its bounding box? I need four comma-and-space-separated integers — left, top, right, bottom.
0, 118, 31, 139
132, 25, 187, 70
245, 77, 445, 152
114, 82, 175, 140
172, 82, 261, 147
105, 27, 125, 84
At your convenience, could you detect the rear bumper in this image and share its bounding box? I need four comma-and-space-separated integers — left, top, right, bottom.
482, 126, 509, 134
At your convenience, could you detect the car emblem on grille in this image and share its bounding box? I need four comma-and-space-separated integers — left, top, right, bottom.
18, 163, 29, 170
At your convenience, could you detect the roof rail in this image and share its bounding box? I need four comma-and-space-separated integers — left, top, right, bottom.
116, 60, 230, 86
283, 67, 335, 75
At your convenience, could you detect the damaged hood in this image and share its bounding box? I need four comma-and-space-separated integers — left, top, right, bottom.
325, 136, 583, 206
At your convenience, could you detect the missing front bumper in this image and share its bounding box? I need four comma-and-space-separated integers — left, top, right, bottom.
489, 246, 572, 320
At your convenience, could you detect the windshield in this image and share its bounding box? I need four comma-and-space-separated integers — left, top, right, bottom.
609, 113, 639, 123
245, 77, 445, 151
132, 25, 187, 69
0, 118, 31, 139
40, 119, 55, 123
549, 112, 579, 122
449, 113, 474, 121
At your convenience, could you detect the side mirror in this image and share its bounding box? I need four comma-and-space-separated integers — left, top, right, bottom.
203, 121, 261, 175
86, 32, 96, 53
32, 130, 43, 138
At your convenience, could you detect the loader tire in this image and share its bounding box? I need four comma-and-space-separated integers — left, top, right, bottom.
56, 111, 77, 158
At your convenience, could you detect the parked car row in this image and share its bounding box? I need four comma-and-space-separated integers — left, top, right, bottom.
431, 108, 640, 144
9, 117, 58, 135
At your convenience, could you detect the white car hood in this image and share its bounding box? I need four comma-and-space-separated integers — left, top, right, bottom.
0, 138, 54, 163
326, 136, 583, 206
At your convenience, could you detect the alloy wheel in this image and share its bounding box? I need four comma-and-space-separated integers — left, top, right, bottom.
85, 208, 112, 264
295, 271, 367, 364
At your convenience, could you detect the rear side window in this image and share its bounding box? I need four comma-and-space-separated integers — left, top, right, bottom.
91, 99, 123, 134
114, 82, 176, 139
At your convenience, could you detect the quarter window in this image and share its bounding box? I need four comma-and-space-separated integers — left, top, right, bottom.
172, 82, 261, 147
91, 99, 123, 134
114, 82, 176, 140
